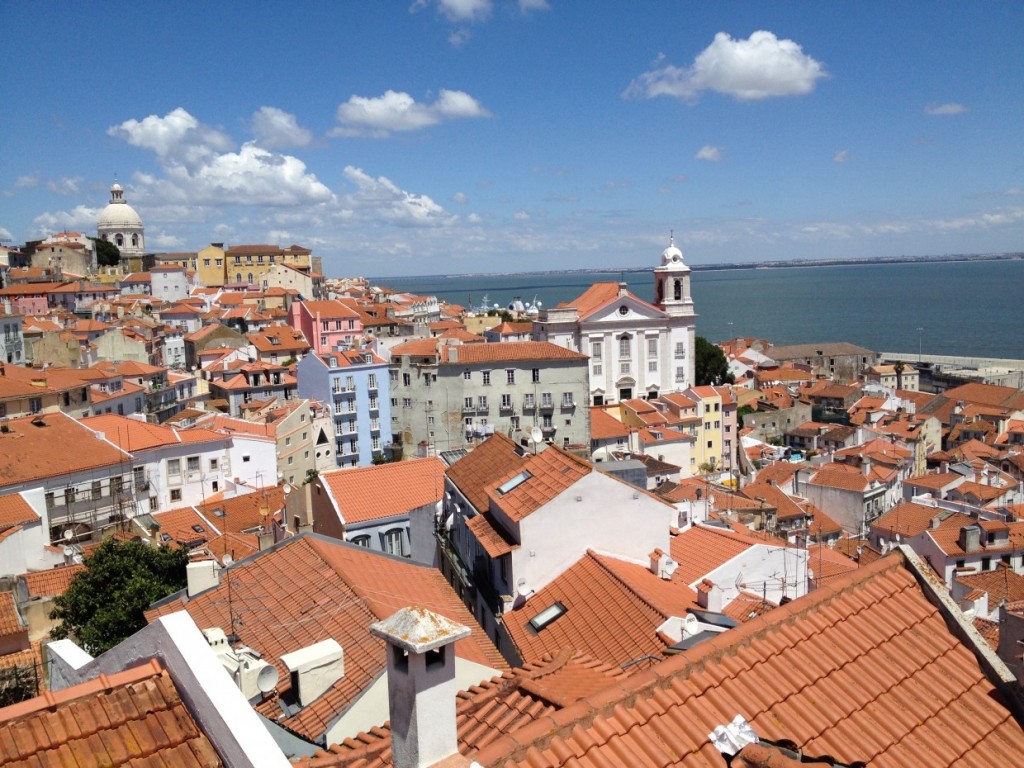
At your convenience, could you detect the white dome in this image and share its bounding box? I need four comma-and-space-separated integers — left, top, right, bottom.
98, 201, 143, 229
661, 243, 684, 265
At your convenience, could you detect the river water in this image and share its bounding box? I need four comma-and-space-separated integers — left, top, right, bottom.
373, 259, 1024, 359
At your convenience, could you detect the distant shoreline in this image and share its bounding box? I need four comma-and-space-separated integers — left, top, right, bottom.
369, 251, 1023, 282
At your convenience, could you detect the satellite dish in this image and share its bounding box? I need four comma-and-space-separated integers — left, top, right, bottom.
63, 529, 74, 542
62, 546, 74, 558
530, 426, 542, 444
256, 663, 280, 694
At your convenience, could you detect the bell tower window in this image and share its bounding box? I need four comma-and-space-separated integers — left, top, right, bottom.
115, 234, 124, 247
674, 279, 681, 301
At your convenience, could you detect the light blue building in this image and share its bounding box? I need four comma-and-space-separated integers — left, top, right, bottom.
296, 349, 392, 468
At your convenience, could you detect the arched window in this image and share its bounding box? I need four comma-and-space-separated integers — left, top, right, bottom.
673, 279, 682, 301
131, 234, 138, 247
351, 535, 371, 548
115, 234, 124, 247
248, 272, 254, 284
235, 273, 242, 283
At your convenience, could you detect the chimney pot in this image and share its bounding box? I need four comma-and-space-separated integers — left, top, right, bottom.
371, 607, 470, 768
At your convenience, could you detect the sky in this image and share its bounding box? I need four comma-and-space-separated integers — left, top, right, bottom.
2, 2, 1023, 278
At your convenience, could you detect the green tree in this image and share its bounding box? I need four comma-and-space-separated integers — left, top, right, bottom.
92, 238, 121, 268
49, 539, 188, 655
694, 336, 735, 386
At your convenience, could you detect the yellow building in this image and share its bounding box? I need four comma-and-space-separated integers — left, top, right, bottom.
196, 243, 319, 288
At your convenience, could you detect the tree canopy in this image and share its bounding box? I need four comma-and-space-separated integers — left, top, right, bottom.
694, 336, 735, 386
92, 237, 121, 267
49, 539, 189, 655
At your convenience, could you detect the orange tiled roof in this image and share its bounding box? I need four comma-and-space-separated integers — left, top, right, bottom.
465, 512, 519, 557
147, 534, 506, 744
0, 592, 22, 637
0, 413, 130, 489
0, 659, 223, 766
0, 493, 38, 530
446, 433, 526, 512
321, 458, 445, 526
197, 485, 287, 534
588, 407, 629, 441
446, 341, 588, 364
303, 651, 626, 767
503, 551, 698, 666
20, 564, 85, 598
486, 446, 591, 522
808, 464, 870, 492
151, 506, 220, 547
472, 553, 1024, 768
956, 566, 1024, 605
671, 524, 767, 586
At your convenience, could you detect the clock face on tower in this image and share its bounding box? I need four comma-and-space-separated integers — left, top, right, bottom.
618, 305, 629, 316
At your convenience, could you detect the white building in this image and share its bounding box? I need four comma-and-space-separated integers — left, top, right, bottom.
533, 237, 696, 405
97, 182, 145, 264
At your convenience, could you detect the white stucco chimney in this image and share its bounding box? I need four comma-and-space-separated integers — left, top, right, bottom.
186, 559, 220, 597
280, 638, 344, 707
696, 579, 723, 613
371, 606, 470, 768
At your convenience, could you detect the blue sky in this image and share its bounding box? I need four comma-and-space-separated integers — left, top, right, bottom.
2, 2, 1022, 277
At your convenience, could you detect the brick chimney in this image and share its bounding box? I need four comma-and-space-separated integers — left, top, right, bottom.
371, 606, 470, 768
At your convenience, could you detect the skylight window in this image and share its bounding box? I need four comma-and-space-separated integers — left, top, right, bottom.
529, 601, 567, 632
192, 524, 205, 533
497, 470, 532, 495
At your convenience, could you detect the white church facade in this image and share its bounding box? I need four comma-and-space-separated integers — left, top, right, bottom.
532, 237, 697, 405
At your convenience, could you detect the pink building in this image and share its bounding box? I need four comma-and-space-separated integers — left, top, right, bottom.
288, 299, 363, 355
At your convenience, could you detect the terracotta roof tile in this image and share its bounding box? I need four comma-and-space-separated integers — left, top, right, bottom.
0, 592, 22, 637
0, 413, 130, 489
486, 446, 592, 522
956, 566, 1024, 605
147, 534, 506, 744
151, 506, 220, 547
503, 551, 698, 666
446, 341, 588, 364
0, 493, 38, 530
671, 524, 766, 586
321, 458, 445, 526
473, 554, 1024, 768
446, 434, 526, 512
588, 407, 630, 441
301, 651, 626, 767
0, 659, 223, 766
465, 512, 519, 557
197, 485, 287, 534
20, 565, 86, 598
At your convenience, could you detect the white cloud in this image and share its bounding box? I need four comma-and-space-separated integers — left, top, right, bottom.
696, 145, 722, 162
109, 109, 333, 208
15, 174, 39, 188
47, 176, 83, 195
514, 210, 530, 221
467, 213, 483, 223
109, 108, 234, 171
436, 0, 492, 22
341, 166, 456, 227
332, 89, 490, 138
453, 192, 468, 204
149, 231, 185, 248
448, 28, 472, 47
625, 31, 827, 102
0, 227, 12, 241
251, 107, 313, 148
519, 0, 550, 12
31, 205, 101, 236
925, 102, 967, 116
833, 149, 850, 163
